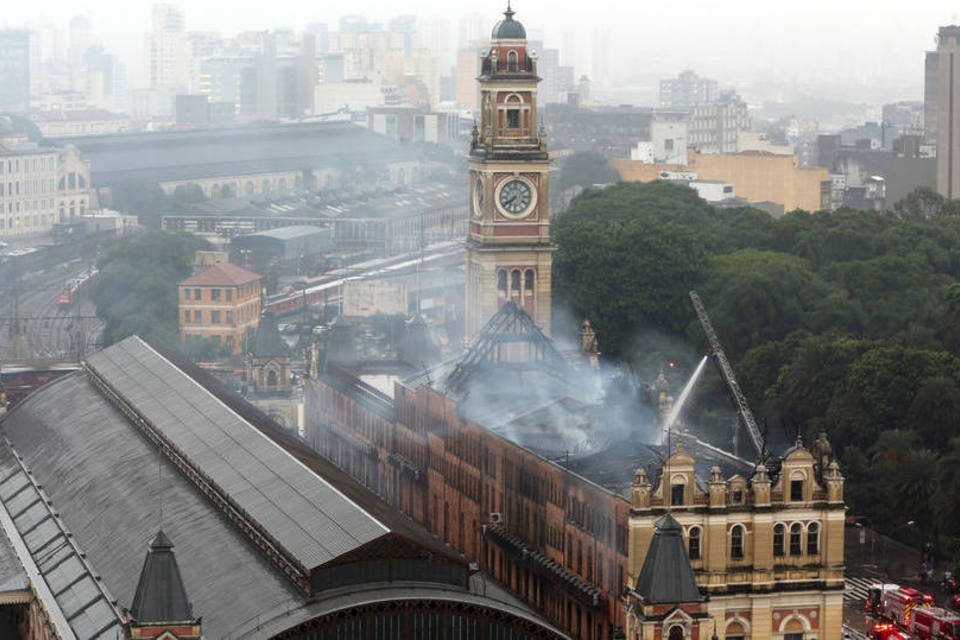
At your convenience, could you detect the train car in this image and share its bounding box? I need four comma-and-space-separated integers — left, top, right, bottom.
56, 267, 98, 308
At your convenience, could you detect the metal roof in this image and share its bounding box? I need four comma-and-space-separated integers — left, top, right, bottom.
0, 370, 307, 637
0, 438, 125, 640
240, 225, 333, 241
51, 121, 416, 186
130, 530, 196, 624
633, 514, 703, 605
84, 337, 389, 572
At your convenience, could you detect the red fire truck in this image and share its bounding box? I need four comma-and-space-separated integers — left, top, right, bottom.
870, 622, 911, 640
912, 607, 960, 639
868, 583, 903, 616
882, 586, 932, 627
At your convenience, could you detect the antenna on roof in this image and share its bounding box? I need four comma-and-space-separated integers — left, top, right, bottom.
158, 458, 164, 530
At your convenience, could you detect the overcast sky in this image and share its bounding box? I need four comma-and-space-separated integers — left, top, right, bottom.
6, 0, 960, 103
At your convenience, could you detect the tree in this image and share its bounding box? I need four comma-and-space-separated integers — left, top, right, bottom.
552, 182, 711, 356
559, 152, 620, 190
894, 186, 946, 220
92, 231, 210, 349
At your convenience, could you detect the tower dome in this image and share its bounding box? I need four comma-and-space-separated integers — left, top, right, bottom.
491, 3, 526, 40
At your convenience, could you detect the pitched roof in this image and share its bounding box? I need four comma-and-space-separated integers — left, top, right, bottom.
130, 530, 196, 624
443, 301, 571, 396
633, 513, 703, 605
179, 261, 261, 287
250, 310, 289, 358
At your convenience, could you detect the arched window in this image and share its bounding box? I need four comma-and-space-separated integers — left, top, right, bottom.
670, 481, 685, 506
668, 625, 684, 640
511, 269, 521, 291
773, 523, 785, 557
790, 522, 803, 556
262, 179, 271, 193
267, 370, 278, 387
688, 526, 701, 560
807, 522, 820, 555
497, 269, 507, 292
245, 181, 255, 195
524, 269, 534, 291
279, 177, 288, 191
397, 167, 406, 185
730, 525, 744, 560
725, 621, 747, 640
507, 50, 519, 72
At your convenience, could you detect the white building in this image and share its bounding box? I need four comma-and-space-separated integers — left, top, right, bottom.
0, 142, 91, 238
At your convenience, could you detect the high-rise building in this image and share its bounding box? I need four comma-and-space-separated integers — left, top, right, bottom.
936, 25, 960, 198
659, 70, 719, 109
465, 6, 553, 341
0, 31, 31, 112
148, 3, 186, 90
925, 50, 939, 145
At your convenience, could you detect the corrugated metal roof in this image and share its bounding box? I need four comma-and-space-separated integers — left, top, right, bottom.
85, 337, 388, 571
1, 372, 307, 638
0, 440, 125, 640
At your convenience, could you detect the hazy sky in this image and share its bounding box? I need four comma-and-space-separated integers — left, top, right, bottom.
6, 0, 960, 103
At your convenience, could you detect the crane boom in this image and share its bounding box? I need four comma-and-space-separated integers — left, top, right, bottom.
689, 290, 766, 460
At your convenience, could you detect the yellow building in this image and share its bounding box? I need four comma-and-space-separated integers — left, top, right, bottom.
178, 262, 262, 355
626, 435, 845, 640
612, 150, 833, 213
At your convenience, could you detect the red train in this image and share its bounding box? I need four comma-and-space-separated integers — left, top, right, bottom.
57, 267, 98, 307
264, 244, 463, 317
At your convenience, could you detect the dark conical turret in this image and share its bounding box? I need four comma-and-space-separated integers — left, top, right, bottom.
325, 315, 357, 366
634, 514, 702, 604
250, 309, 289, 358
130, 530, 197, 624
399, 314, 439, 368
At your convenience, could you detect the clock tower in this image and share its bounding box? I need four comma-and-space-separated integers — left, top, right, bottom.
465, 4, 554, 342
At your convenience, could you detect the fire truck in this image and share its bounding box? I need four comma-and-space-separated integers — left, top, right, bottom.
870, 622, 911, 640
868, 584, 903, 616
912, 607, 960, 639
881, 586, 933, 627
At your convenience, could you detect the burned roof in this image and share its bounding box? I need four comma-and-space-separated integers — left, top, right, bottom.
443, 301, 572, 397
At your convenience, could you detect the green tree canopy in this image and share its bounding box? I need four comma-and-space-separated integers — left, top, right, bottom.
92, 231, 210, 349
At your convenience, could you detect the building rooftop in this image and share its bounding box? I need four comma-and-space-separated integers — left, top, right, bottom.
633, 514, 703, 605
48, 121, 417, 186
84, 339, 389, 572
241, 225, 333, 241
179, 261, 261, 287
130, 530, 196, 624
0, 336, 567, 637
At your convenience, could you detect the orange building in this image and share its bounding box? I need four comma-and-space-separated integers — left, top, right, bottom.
178, 262, 262, 355
612, 150, 833, 213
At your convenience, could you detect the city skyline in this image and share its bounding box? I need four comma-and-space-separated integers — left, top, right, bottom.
5, 0, 960, 104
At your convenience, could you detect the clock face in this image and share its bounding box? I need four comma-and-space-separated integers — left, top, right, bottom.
473, 177, 484, 217
498, 179, 533, 217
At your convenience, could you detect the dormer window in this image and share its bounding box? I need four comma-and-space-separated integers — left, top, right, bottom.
791, 479, 804, 501
671, 482, 685, 506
